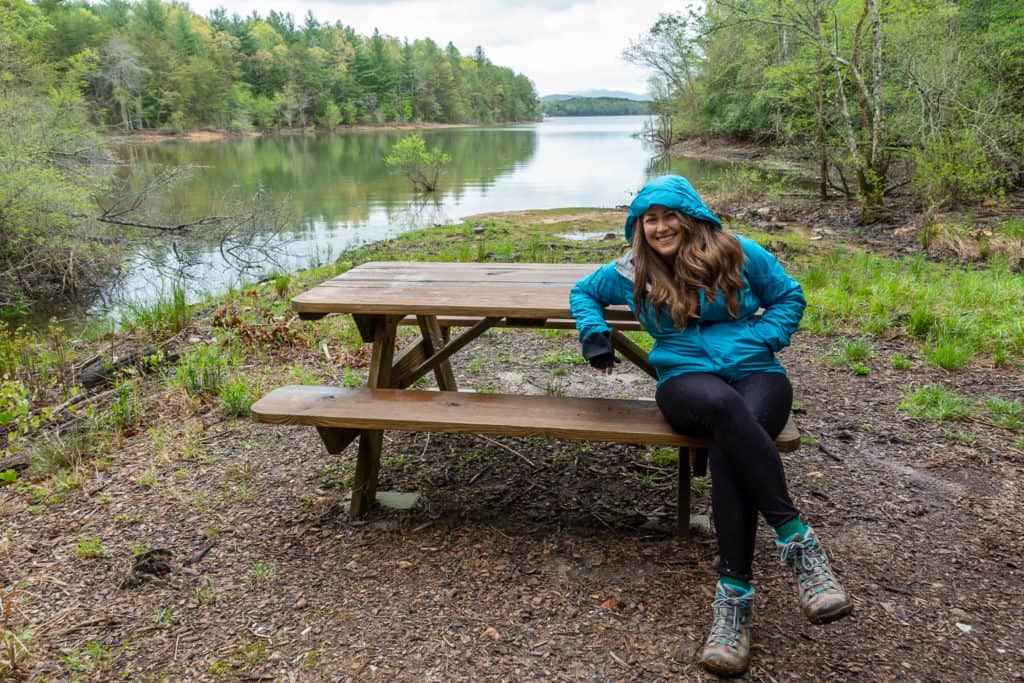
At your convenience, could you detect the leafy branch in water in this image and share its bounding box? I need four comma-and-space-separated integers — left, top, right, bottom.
383, 134, 451, 193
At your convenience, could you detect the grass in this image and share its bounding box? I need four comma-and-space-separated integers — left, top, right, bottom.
899, 385, 975, 421
123, 285, 191, 338
74, 536, 111, 560
793, 246, 1024, 368
984, 397, 1023, 429
174, 343, 227, 398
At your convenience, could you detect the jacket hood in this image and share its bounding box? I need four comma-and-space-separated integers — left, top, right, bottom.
624, 175, 722, 243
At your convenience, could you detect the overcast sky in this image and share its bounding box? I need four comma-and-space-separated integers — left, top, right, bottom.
181, 0, 692, 96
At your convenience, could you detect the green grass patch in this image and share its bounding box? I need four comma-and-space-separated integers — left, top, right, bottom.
983, 397, 1023, 429
123, 285, 192, 338
174, 343, 228, 398
899, 385, 975, 421
793, 247, 1024, 368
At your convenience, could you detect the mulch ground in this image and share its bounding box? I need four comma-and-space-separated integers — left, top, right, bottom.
3, 318, 1023, 680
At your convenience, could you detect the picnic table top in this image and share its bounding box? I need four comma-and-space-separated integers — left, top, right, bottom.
292, 261, 634, 321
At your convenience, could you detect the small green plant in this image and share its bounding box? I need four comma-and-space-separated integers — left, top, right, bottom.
923, 340, 973, 371
340, 366, 361, 388
849, 363, 871, 376
150, 604, 174, 628
74, 536, 111, 560
455, 448, 482, 469
195, 577, 218, 604
249, 561, 278, 584
272, 272, 291, 298
220, 376, 255, 417
983, 397, 1023, 429
945, 428, 976, 445
890, 353, 912, 370
135, 469, 157, 489
130, 540, 148, 556
125, 285, 191, 338
899, 385, 975, 421
649, 447, 677, 468
174, 344, 227, 398
109, 379, 141, 431
829, 338, 873, 366
467, 353, 486, 374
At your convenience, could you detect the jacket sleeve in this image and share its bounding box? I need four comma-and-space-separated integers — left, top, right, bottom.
570, 263, 631, 342
740, 237, 806, 352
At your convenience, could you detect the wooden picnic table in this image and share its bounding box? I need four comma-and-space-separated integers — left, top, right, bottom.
256, 261, 799, 533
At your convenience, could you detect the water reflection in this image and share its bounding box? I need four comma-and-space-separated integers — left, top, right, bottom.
103, 116, 739, 311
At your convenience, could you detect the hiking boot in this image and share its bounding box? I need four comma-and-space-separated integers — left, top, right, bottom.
700, 582, 754, 678
777, 527, 853, 624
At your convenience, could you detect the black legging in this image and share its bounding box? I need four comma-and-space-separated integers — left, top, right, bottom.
656, 372, 800, 582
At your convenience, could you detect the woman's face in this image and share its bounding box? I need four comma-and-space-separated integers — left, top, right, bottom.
641, 205, 683, 259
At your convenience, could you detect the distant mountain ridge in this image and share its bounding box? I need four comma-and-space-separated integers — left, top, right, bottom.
543, 89, 650, 101
540, 96, 650, 117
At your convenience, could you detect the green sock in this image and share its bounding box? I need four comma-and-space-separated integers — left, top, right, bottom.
775, 517, 809, 541
719, 576, 753, 593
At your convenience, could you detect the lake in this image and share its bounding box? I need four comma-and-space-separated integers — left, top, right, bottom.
105, 116, 738, 309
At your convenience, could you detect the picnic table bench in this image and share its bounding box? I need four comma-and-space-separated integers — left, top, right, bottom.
252, 262, 800, 536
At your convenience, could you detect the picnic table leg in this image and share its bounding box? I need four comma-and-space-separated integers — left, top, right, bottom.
417, 315, 458, 391
678, 446, 695, 539
350, 314, 399, 516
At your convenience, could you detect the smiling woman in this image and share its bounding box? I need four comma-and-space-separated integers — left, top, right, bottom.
571, 174, 852, 677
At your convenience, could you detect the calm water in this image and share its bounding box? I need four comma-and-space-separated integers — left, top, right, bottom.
105, 116, 737, 309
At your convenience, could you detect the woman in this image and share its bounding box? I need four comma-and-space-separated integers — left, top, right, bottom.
570, 175, 851, 677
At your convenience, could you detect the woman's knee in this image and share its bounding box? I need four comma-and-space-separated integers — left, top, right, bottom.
656, 374, 746, 428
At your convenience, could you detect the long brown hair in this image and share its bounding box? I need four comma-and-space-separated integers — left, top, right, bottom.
632, 210, 745, 328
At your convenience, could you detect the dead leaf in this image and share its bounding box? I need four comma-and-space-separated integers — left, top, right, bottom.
481, 626, 502, 641
600, 598, 619, 610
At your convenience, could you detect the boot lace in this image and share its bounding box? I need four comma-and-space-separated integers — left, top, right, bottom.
778, 534, 836, 595
708, 587, 752, 647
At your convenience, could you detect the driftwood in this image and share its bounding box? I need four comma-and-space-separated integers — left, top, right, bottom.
0, 453, 29, 472
79, 348, 180, 388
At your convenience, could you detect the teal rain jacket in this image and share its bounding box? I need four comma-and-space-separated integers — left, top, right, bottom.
570, 175, 806, 385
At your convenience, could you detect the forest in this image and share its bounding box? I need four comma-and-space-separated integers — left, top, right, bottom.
541, 96, 651, 117
12, 0, 541, 131
0, 0, 540, 311
626, 0, 1023, 213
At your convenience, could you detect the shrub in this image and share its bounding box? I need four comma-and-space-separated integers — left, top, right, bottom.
913, 131, 1011, 207
383, 134, 450, 192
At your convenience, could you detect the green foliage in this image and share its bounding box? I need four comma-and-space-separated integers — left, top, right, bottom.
220, 375, 256, 417
383, 134, 451, 192
983, 397, 1023, 430
0, 1, 121, 308
899, 385, 975, 422
914, 131, 1012, 207
174, 343, 227, 398
889, 354, 912, 370
633, 0, 1024, 204
796, 247, 1024, 367
124, 286, 191, 338
540, 96, 650, 116
74, 536, 111, 559
20, 0, 539, 132
109, 379, 141, 430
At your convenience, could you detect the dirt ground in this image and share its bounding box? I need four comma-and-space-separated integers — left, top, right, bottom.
3, 315, 1024, 681
3, 186, 1024, 680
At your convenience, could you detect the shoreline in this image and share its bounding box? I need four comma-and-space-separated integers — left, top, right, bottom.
106, 120, 534, 145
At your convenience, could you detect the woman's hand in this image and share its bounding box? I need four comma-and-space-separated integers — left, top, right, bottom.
588, 352, 620, 375
581, 331, 620, 375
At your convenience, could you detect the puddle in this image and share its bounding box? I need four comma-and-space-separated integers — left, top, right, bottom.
556, 231, 619, 242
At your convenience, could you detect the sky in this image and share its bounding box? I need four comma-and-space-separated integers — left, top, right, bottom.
181, 0, 693, 96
